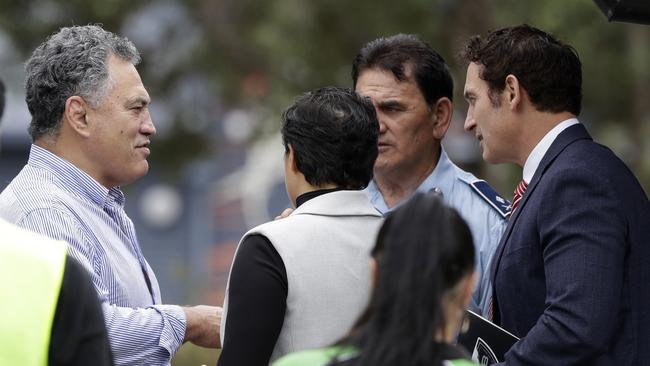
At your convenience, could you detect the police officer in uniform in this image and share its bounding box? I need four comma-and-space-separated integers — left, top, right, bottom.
352, 34, 509, 316
0, 79, 113, 366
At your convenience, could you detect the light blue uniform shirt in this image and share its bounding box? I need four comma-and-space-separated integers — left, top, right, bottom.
0, 145, 186, 366
365, 148, 509, 316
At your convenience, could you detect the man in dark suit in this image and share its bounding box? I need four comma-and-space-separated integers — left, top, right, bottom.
460, 24, 650, 365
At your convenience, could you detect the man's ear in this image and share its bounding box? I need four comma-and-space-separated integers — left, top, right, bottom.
64, 96, 91, 137
431, 97, 453, 140
504, 74, 522, 110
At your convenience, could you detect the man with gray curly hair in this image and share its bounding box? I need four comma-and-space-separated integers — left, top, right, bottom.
0, 25, 221, 366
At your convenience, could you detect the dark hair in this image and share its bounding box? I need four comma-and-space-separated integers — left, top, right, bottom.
281, 87, 379, 189
460, 24, 582, 115
25, 25, 140, 141
351, 34, 454, 105
341, 193, 475, 366
0, 79, 5, 121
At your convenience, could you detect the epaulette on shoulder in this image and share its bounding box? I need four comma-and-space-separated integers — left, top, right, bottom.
469, 180, 511, 219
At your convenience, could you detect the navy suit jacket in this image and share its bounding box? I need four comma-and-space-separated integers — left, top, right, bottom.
491, 124, 650, 365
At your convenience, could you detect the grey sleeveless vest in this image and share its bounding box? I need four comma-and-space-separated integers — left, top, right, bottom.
221, 190, 383, 364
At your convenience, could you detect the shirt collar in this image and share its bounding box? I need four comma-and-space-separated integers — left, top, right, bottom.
364, 179, 389, 213
28, 144, 125, 208
522, 118, 579, 183
415, 147, 454, 197
366, 147, 451, 214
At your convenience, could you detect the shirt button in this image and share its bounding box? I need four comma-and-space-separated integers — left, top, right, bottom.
429, 187, 443, 198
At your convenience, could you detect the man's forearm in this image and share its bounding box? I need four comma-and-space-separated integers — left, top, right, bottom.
183, 305, 222, 348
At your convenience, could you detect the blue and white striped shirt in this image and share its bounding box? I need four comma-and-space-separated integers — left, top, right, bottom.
0, 144, 186, 366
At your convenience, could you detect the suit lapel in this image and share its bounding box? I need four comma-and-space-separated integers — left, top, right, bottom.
490, 124, 593, 294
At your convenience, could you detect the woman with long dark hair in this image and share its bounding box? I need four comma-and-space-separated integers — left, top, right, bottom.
273, 193, 478, 366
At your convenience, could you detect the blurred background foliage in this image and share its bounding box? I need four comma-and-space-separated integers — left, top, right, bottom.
1, 0, 648, 364
1, 0, 648, 186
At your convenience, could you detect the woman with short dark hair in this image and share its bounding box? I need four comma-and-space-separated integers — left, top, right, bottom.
218, 87, 383, 366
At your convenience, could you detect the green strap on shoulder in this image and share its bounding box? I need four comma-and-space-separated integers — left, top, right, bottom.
272, 346, 358, 366
0, 223, 68, 366
445, 359, 481, 366
274, 346, 480, 366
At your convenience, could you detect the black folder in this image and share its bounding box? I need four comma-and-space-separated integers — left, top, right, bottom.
456, 310, 519, 365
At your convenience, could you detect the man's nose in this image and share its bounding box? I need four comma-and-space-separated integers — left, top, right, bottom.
463, 113, 475, 132
142, 115, 156, 136
378, 115, 387, 134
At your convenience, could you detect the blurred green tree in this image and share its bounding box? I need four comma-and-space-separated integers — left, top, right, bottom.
1, 0, 648, 192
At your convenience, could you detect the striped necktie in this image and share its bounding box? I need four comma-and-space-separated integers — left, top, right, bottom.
511, 179, 528, 214
488, 179, 529, 321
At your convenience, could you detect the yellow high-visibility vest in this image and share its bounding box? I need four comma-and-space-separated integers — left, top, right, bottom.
0, 219, 67, 366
